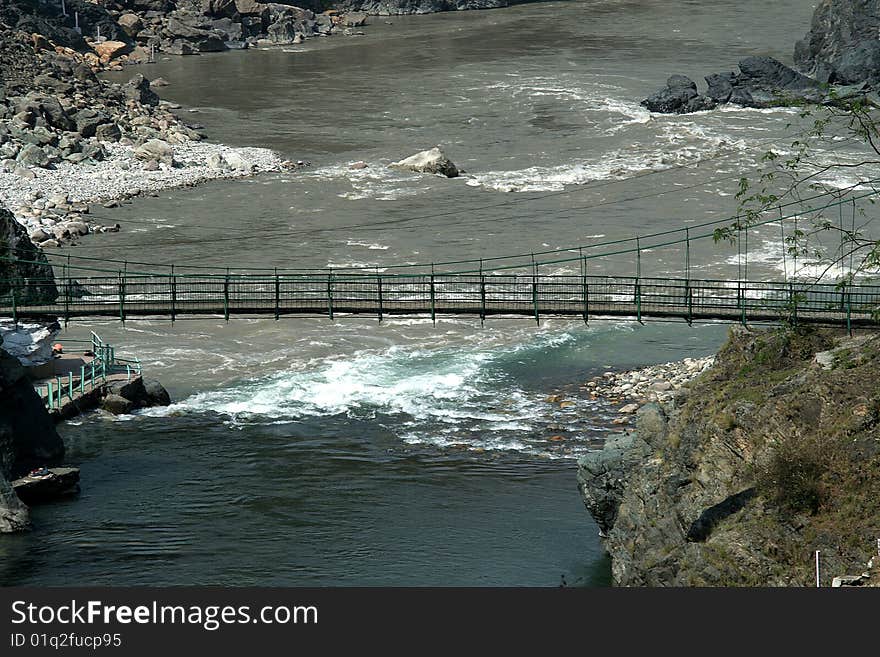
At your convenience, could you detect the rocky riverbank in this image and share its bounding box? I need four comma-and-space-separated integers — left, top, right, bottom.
577, 326, 880, 586
0, 14, 295, 248
642, 1, 880, 114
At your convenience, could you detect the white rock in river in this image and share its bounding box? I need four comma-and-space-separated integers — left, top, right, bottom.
206, 150, 254, 173
389, 146, 459, 178
134, 139, 174, 165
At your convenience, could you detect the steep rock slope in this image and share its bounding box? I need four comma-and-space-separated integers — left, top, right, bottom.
578, 327, 880, 586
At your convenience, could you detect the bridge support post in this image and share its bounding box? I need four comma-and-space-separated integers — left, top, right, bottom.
846, 285, 852, 336
170, 265, 176, 324
635, 279, 642, 324
63, 256, 70, 327
118, 271, 126, 323
479, 259, 486, 327
223, 270, 230, 322
274, 269, 280, 321
377, 274, 383, 322
10, 285, 16, 324
80, 365, 85, 395
532, 254, 539, 326
327, 270, 334, 321
47, 381, 54, 410
738, 280, 746, 326
430, 268, 436, 325
580, 250, 588, 324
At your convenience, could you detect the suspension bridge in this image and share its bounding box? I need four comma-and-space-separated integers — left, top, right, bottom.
2, 187, 880, 329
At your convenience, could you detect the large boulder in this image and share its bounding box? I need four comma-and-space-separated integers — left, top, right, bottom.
389, 147, 460, 178
641, 75, 715, 114
134, 139, 175, 165
15, 143, 49, 168
74, 108, 111, 138
118, 14, 145, 38
0, 207, 59, 306
163, 12, 229, 53
0, 346, 65, 481
124, 74, 160, 106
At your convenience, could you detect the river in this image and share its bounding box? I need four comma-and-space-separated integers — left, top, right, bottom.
0, 0, 835, 585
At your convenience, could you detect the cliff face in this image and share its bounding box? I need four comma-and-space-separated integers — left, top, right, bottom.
0, 344, 65, 533
794, 0, 880, 85
0, 207, 58, 306
578, 327, 880, 586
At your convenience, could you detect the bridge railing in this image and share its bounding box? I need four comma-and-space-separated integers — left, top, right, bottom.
33, 333, 142, 411
3, 269, 879, 328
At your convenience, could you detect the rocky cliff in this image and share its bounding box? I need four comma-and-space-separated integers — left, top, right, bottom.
0, 344, 65, 533
578, 326, 880, 586
0, 206, 57, 305
794, 0, 880, 85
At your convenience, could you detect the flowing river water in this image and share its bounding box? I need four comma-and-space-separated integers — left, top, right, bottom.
0, 0, 856, 585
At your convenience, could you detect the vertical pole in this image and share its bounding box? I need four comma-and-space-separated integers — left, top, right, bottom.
11, 284, 16, 324
377, 272, 383, 322
846, 285, 852, 336
793, 213, 798, 278
815, 550, 821, 588
430, 264, 436, 325
685, 228, 692, 325
170, 264, 176, 323
479, 259, 485, 327
80, 365, 85, 394
47, 381, 54, 410
274, 268, 280, 321
780, 207, 787, 282
68, 372, 73, 401
56, 376, 62, 408
327, 269, 334, 321
789, 281, 798, 326
531, 254, 539, 326
739, 280, 746, 326
64, 254, 70, 327
635, 236, 642, 324
91, 358, 95, 384
223, 268, 230, 321
580, 248, 588, 324
118, 270, 126, 323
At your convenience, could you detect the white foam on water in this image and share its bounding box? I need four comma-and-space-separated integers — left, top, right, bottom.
345, 240, 390, 250
137, 328, 612, 458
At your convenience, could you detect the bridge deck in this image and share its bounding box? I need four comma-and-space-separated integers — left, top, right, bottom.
3, 273, 879, 326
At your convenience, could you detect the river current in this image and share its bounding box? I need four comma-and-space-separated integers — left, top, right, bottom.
1, 0, 851, 585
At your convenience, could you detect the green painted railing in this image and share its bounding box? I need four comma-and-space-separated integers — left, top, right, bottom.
33, 332, 143, 411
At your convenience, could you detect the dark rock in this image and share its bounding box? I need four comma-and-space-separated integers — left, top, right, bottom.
212, 17, 244, 41
794, 0, 880, 86
12, 467, 80, 505
124, 74, 160, 106
95, 123, 122, 142
737, 55, 818, 92
107, 376, 148, 406
0, 476, 28, 533
80, 141, 106, 161
705, 72, 735, 103
102, 394, 134, 415
641, 75, 699, 113
163, 12, 229, 53
74, 108, 111, 138
15, 143, 49, 168
0, 347, 64, 478
143, 379, 171, 407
